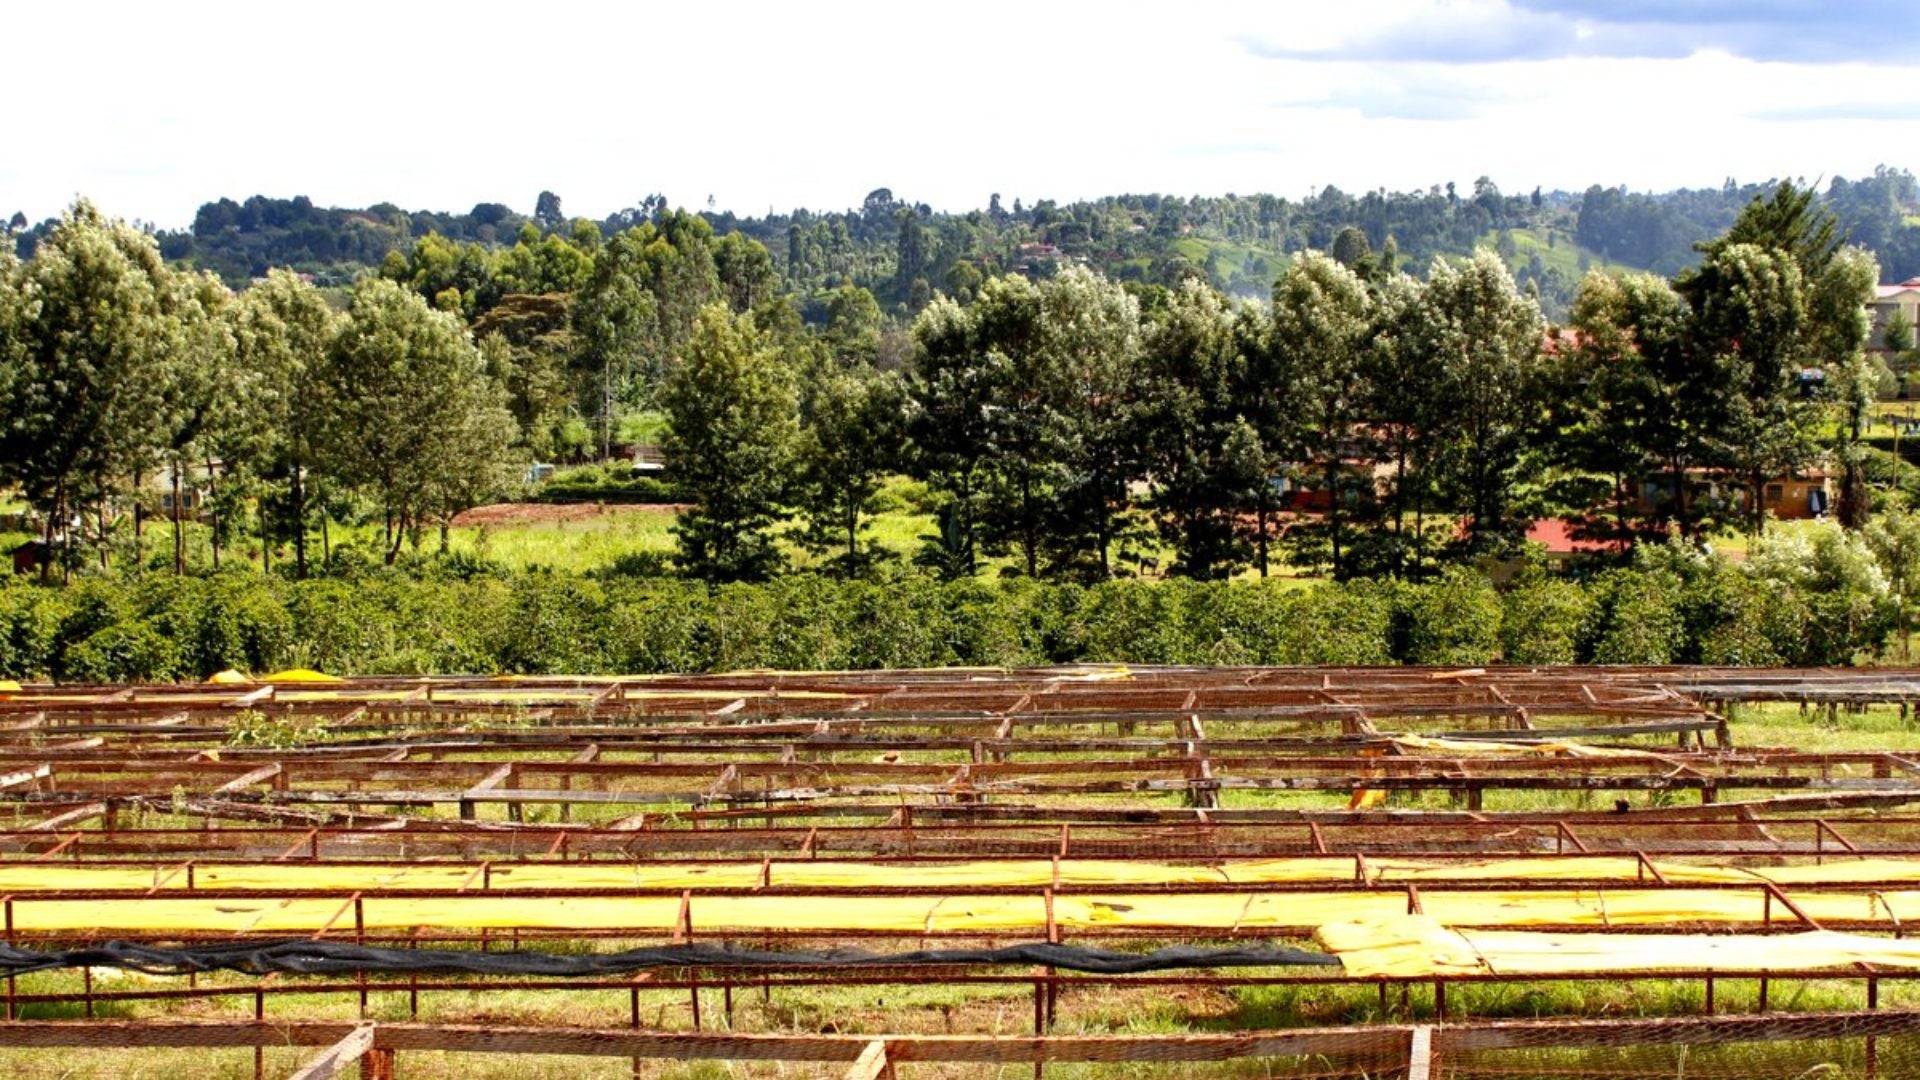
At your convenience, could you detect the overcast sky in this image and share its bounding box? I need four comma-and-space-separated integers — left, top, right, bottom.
6, 1, 1919, 229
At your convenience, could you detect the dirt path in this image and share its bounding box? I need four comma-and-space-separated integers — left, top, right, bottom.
450, 502, 687, 527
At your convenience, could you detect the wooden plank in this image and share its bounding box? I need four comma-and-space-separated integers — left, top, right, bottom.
1407, 1025, 1433, 1080
0, 764, 50, 791
844, 1038, 891, 1080
24, 802, 105, 832
225, 686, 275, 709
286, 1022, 377, 1080
213, 764, 282, 794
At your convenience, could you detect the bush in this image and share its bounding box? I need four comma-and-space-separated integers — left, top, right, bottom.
1271, 581, 1396, 665
1500, 570, 1592, 664
1583, 568, 1685, 664
1, 556, 1903, 680
1401, 569, 1502, 665
0, 582, 72, 679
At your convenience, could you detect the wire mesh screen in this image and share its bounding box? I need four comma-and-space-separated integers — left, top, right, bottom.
1434, 1018, 1920, 1079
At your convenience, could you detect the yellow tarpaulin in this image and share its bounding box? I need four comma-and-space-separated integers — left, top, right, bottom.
9, 856, 1920, 895
261, 669, 343, 684
1321, 914, 1920, 978
12, 886, 1920, 936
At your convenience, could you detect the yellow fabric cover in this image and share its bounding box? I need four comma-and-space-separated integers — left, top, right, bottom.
11, 856, 1920, 896
261, 669, 343, 684
1321, 914, 1920, 978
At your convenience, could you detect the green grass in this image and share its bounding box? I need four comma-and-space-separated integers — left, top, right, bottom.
1480, 227, 1619, 282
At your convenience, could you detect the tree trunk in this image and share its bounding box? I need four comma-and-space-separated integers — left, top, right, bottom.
1669, 455, 1689, 537
291, 452, 308, 580
97, 501, 109, 572
205, 456, 222, 570
43, 482, 59, 585
171, 462, 186, 576
1255, 483, 1270, 579
1324, 455, 1342, 579
846, 500, 858, 571
1020, 462, 1037, 578
386, 510, 405, 565
131, 470, 144, 575
1840, 399, 1871, 529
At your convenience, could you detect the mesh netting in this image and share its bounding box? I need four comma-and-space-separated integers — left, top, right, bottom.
1434, 1020, 1920, 1079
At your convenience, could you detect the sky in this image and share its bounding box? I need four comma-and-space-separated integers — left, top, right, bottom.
6, 0, 1920, 229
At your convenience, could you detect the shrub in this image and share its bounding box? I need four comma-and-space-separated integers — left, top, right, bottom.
1583, 568, 1685, 664
1499, 570, 1592, 665
1401, 569, 1502, 666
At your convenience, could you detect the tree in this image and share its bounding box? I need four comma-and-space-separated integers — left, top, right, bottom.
1869, 499, 1920, 660
1685, 243, 1812, 534
1038, 266, 1145, 579
792, 362, 906, 576
1809, 246, 1880, 527
661, 304, 797, 582
154, 270, 241, 575
316, 278, 513, 564
1562, 270, 1704, 542
1418, 251, 1548, 556
1141, 280, 1259, 578
968, 275, 1056, 577
471, 292, 577, 458
534, 191, 564, 231
571, 211, 723, 456
713, 232, 778, 313
907, 295, 1000, 578
234, 270, 339, 578
823, 285, 884, 364
1265, 252, 1373, 576
1884, 308, 1916, 357
1329, 227, 1372, 272
0, 201, 178, 579
1684, 181, 1875, 532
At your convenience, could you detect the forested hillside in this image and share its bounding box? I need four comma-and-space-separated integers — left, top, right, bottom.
11, 167, 1920, 320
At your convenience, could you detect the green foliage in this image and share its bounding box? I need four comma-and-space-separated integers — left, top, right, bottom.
1400, 568, 1502, 665
226, 709, 325, 749
661, 305, 798, 583
1583, 567, 1686, 664
1499, 570, 1593, 664
0, 555, 1913, 683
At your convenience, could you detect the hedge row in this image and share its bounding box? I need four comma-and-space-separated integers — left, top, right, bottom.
0, 556, 1894, 683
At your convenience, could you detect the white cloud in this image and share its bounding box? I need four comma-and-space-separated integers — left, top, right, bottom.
3, 1, 1918, 228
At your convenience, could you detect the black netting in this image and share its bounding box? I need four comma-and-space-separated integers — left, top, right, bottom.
0, 939, 1335, 978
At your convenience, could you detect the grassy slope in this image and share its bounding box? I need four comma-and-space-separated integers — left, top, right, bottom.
1479, 226, 1622, 282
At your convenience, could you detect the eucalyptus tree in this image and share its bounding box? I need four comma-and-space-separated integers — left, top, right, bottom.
1141, 280, 1258, 579
234, 269, 340, 578
316, 278, 513, 564
1363, 273, 1451, 574
1039, 265, 1144, 579
1682, 181, 1878, 533
1417, 251, 1548, 556
154, 270, 240, 574
1684, 242, 1811, 535
906, 294, 1000, 578
1265, 252, 1374, 576
0, 201, 177, 577
1562, 270, 1701, 541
